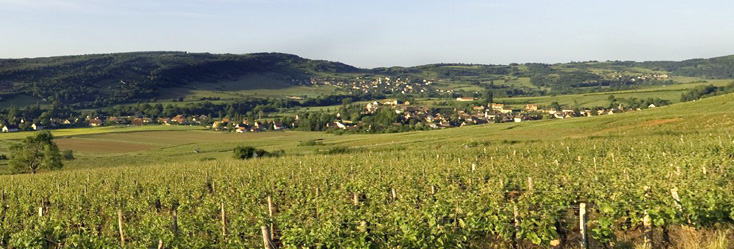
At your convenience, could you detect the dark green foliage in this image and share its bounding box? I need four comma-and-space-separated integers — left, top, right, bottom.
680, 82, 734, 102
298, 139, 324, 146
611, 97, 671, 109
639, 55, 734, 78
232, 146, 284, 159
62, 150, 74, 160
548, 101, 562, 111
0, 52, 364, 107
8, 130, 63, 174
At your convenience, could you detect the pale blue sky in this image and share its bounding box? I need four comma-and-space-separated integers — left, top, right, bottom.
1, 0, 733, 67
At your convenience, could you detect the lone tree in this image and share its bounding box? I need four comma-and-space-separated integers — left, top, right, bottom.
9, 130, 63, 174
233, 146, 268, 159
232, 146, 284, 160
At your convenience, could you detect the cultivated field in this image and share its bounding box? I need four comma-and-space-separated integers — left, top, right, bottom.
1, 95, 734, 248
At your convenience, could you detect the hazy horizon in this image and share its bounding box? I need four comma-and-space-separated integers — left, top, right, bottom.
2, 0, 734, 68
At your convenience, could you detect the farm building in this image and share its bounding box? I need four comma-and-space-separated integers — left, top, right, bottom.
89, 118, 103, 127
525, 104, 538, 111
2, 125, 19, 133
131, 118, 144, 126
456, 97, 475, 102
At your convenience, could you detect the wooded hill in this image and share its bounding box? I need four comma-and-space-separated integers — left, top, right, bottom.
0, 52, 361, 107
1, 51, 733, 108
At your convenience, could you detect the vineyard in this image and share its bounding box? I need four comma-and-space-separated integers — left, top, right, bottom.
1, 131, 733, 248
2, 95, 734, 248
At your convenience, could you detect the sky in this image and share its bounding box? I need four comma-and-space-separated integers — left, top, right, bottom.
1, 0, 734, 68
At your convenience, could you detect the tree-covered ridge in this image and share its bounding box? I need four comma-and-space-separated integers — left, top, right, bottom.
2, 52, 734, 108
0, 52, 363, 107
637, 55, 734, 78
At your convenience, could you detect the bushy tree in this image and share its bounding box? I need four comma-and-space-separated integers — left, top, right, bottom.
62, 150, 75, 160
233, 146, 284, 159
233, 146, 269, 159
9, 131, 63, 174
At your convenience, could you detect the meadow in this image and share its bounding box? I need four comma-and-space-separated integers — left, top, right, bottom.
496, 79, 733, 108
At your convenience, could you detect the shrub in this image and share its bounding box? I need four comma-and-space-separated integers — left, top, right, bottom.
298, 139, 324, 146
63, 150, 75, 160
233, 146, 284, 159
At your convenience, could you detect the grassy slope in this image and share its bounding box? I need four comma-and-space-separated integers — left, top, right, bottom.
496, 79, 733, 108
2, 93, 732, 174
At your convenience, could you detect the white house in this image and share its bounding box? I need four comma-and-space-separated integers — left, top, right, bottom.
273, 122, 286, 131
32, 123, 44, 131
2, 125, 19, 133
335, 121, 347, 129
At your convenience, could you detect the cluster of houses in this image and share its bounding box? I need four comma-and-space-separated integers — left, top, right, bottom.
317, 98, 658, 131
0, 113, 293, 133
87, 114, 208, 127
210, 118, 287, 133
0, 97, 659, 133
1, 119, 50, 133
610, 73, 670, 82
311, 76, 433, 95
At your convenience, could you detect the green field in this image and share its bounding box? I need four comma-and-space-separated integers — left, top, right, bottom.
1, 95, 734, 248
497, 80, 733, 108
155, 74, 341, 103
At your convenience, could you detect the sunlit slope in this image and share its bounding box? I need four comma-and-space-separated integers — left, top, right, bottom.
0, 96, 732, 248
331, 93, 734, 149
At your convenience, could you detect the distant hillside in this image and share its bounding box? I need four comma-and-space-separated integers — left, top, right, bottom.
637, 55, 734, 78
1, 51, 733, 108
0, 52, 362, 107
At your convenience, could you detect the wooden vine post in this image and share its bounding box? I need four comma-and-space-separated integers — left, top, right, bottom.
642, 185, 653, 247
579, 203, 588, 249
261, 226, 274, 249
527, 177, 533, 193
221, 202, 227, 239
172, 209, 178, 235
118, 210, 126, 247
268, 196, 274, 217
512, 205, 520, 247
267, 195, 275, 239
643, 211, 653, 247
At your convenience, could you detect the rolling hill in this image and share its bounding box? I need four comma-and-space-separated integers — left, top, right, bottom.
0, 92, 733, 248
2, 52, 734, 109
0, 52, 362, 107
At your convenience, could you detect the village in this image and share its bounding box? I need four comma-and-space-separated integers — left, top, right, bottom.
311, 76, 435, 95
0, 96, 657, 134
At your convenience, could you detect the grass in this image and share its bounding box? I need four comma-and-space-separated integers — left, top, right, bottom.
155, 73, 341, 103
3, 92, 733, 174
496, 80, 734, 108
1, 92, 734, 246
0, 125, 203, 140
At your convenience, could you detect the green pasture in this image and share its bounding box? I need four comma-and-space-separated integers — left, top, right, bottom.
497, 80, 733, 108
